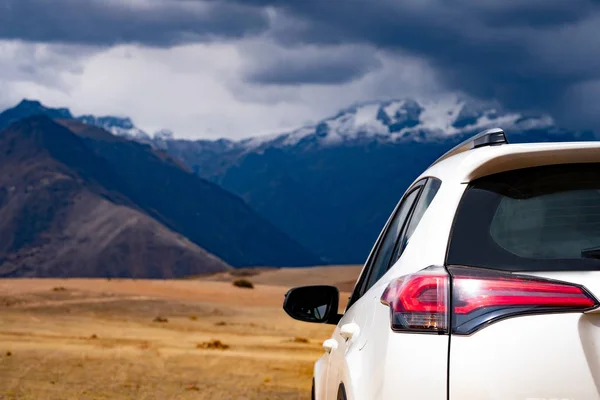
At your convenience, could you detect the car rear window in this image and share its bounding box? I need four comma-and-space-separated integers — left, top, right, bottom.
447, 163, 600, 271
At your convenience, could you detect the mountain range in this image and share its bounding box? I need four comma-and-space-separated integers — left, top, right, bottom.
0, 100, 319, 277
0, 116, 232, 278
1, 97, 597, 273
150, 97, 598, 263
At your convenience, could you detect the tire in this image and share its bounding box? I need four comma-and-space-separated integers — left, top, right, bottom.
311, 379, 315, 400
337, 384, 347, 400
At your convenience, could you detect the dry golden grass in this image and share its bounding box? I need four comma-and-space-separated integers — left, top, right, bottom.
0, 266, 359, 399
200, 265, 363, 293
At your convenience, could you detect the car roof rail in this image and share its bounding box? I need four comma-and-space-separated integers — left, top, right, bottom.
430, 127, 508, 167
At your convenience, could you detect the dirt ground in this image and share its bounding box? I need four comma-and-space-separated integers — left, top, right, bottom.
0, 267, 360, 400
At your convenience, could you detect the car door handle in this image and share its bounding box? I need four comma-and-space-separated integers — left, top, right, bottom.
323, 338, 338, 353
340, 323, 360, 341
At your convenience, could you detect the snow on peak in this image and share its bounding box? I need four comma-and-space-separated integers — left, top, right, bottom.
240, 97, 555, 151
65, 97, 556, 154
154, 129, 174, 140
77, 115, 150, 140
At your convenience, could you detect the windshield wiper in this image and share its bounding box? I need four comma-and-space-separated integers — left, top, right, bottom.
582, 246, 600, 259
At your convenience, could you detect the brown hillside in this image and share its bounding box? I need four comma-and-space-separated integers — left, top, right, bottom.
54, 118, 321, 268
0, 116, 230, 278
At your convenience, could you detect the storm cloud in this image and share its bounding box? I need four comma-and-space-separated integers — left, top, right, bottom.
0, 0, 270, 46
258, 0, 600, 127
244, 44, 383, 85
1, 0, 599, 132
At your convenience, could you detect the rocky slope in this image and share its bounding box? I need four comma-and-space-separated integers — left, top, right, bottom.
0, 117, 230, 277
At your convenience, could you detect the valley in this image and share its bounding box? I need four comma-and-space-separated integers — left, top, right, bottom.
2, 98, 597, 270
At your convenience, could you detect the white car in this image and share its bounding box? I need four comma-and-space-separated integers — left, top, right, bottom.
283, 128, 600, 400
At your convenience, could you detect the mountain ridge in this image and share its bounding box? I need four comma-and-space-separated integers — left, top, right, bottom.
154, 96, 561, 152
0, 100, 154, 141
0, 116, 231, 277
150, 97, 598, 263
57, 118, 321, 267
0, 102, 322, 271
2, 97, 598, 265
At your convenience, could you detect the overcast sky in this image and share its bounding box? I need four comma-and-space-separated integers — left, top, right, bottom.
0, 0, 599, 139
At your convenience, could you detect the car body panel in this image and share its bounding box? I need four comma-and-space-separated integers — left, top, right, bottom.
321, 176, 464, 399
327, 280, 449, 400
450, 313, 600, 400
314, 354, 328, 399
312, 139, 600, 400
418, 141, 600, 186
450, 271, 600, 400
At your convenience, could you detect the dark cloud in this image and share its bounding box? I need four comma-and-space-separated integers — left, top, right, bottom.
0, 41, 90, 89
2, 0, 600, 128
0, 0, 269, 46
251, 0, 600, 128
245, 45, 382, 85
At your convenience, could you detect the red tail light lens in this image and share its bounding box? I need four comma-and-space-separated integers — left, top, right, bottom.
380, 267, 449, 333
450, 267, 598, 335
381, 266, 599, 335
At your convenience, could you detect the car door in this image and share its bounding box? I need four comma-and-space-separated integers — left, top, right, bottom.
357, 177, 445, 399
323, 182, 425, 399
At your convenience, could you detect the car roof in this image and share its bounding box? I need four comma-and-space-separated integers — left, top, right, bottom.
418, 141, 600, 185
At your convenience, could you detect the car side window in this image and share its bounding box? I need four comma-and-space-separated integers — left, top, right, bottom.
391, 178, 442, 263
361, 187, 421, 294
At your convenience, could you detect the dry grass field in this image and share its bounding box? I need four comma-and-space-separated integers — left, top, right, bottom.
0, 266, 361, 399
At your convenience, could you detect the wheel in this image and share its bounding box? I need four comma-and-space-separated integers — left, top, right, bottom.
337, 384, 347, 400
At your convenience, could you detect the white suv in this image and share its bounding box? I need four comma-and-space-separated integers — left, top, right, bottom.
283, 128, 600, 400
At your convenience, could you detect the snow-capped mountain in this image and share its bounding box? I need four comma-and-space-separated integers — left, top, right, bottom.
154, 129, 174, 141
2, 97, 596, 265
0, 99, 158, 142
166, 97, 557, 156
77, 115, 151, 140
152, 96, 595, 264
0, 97, 563, 152
0, 99, 321, 269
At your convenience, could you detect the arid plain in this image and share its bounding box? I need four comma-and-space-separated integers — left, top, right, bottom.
0, 266, 361, 400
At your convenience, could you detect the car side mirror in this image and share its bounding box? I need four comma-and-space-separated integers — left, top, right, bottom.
283, 285, 341, 325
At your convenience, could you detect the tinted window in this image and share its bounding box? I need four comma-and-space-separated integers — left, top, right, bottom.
363, 188, 421, 292
392, 178, 441, 261
448, 163, 600, 271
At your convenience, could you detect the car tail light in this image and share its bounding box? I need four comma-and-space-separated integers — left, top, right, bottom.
450, 266, 598, 334
380, 267, 449, 333
381, 266, 598, 335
